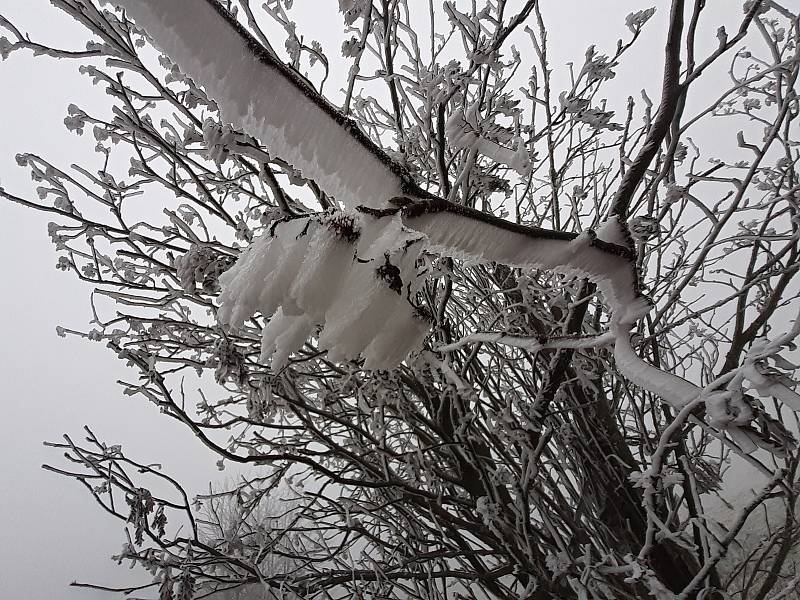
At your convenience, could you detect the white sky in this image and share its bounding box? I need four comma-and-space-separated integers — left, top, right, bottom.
0, 1, 769, 598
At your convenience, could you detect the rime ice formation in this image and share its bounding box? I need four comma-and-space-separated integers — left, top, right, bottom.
117, 0, 798, 451
397, 199, 652, 327
218, 211, 430, 370
218, 200, 656, 374
110, 0, 429, 209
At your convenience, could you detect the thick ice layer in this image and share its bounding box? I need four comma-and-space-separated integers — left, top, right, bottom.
217, 231, 277, 328
259, 308, 314, 369
218, 210, 427, 369
259, 307, 294, 362
612, 326, 699, 409
259, 219, 317, 318
317, 262, 383, 360
363, 307, 430, 370
217, 207, 785, 453
400, 199, 650, 326
217, 217, 310, 328
111, 0, 406, 209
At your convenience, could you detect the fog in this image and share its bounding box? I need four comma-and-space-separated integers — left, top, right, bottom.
0, 1, 772, 598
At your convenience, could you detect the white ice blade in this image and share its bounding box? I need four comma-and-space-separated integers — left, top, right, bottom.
112, 0, 416, 209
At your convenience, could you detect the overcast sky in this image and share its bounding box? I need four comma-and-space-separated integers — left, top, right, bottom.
0, 1, 773, 598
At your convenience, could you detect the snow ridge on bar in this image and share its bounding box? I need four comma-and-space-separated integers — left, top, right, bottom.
111, 0, 431, 209
393, 198, 652, 326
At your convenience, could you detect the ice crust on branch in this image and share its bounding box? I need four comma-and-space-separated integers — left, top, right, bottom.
218, 200, 654, 375
110, 0, 427, 209
397, 199, 652, 327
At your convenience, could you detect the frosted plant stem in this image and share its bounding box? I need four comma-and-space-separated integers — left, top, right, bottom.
765, 573, 800, 600
675, 469, 787, 600
638, 397, 703, 562
438, 331, 615, 353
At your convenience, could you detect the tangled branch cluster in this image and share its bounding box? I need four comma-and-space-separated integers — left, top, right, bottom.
2, 0, 799, 598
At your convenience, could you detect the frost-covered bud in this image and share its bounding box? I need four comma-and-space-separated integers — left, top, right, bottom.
475, 495, 500, 527
705, 390, 754, 428
629, 469, 654, 491
53, 196, 73, 212
743, 98, 761, 112
625, 7, 656, 33
339, 0, 366, 25
664, 184, 686, 205
64, 104, 87, 135
93, 125, 109, 142
743, 0, 770, 15
284, 36, 300, 64
235, 216, 252, 242
628, 216, 660, 242
206, 338, 247, 385
673, 141, 688, 162
545, 551, 571, 577
582, 46, 616, 84
341, 36, 360, 58
174, 244, 234, 294
0, 36, 14, 61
